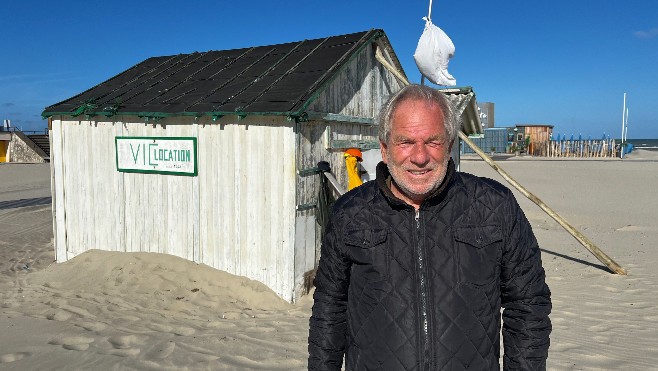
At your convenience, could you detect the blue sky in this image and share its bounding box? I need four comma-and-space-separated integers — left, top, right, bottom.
1, 0, 656, 138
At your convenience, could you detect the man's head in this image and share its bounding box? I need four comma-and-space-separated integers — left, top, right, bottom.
378, 84, 458, 208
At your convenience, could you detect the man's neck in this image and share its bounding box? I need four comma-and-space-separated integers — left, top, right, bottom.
389, 180, 423, 210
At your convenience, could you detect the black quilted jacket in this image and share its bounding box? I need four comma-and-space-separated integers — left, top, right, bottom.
308, 160, 551, 370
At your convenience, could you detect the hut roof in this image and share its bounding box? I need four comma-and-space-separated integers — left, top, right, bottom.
42, 29, 404, 121
439, 87, 483, 135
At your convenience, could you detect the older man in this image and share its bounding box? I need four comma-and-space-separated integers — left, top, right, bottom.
308, 84, 551, 370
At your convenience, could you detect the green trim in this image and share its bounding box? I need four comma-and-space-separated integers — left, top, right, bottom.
291, 112, 308, 123
296, 203, 317, 211
305, 112, 375, 125
115, 136, 198, 177
43, 110, 377, 130
330, 139, 380, 150
297, 166, 321, 177
71, 99, 98, 117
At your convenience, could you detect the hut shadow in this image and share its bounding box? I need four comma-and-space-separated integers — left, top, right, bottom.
0, 197, 52, 210
540, 248, 610, 273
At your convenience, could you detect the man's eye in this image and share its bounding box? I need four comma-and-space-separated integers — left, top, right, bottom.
428, 141, 445, 148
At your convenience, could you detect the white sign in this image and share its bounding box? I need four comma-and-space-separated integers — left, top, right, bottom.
115, 137, 197, 176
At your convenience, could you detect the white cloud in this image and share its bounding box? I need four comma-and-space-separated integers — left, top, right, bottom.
634, 28, 658, 39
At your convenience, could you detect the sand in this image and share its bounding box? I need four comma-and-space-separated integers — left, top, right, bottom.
1, 150, 657, 370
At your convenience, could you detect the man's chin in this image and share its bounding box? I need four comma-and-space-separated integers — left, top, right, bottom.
398, 184, 437, 201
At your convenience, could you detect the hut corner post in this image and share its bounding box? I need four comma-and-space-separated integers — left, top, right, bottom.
373, 51, 626, 275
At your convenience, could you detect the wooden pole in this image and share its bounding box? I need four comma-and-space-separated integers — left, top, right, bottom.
375, 53, 626, 275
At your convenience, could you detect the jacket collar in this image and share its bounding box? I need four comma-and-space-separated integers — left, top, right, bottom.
376, 158, 455, 209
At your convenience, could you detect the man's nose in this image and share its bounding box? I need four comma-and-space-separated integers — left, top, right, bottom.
410, 143, 430, 166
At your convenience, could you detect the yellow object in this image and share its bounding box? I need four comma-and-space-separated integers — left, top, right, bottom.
0, 141, 7, 162
344, 150, 363, 191
344, 148, 363, 161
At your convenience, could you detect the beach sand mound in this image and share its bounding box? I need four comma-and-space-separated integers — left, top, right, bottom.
2, 248, 309, 370
29, 249, 292, 314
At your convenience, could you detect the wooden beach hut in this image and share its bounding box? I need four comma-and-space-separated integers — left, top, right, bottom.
42, 30, 407, 301
42, 29, 483, 301
513, 124, 554, 156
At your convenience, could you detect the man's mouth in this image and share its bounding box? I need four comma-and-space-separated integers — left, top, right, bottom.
407, 169, 432, 176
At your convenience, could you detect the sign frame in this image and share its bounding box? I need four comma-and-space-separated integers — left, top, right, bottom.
115, 136, 198, 176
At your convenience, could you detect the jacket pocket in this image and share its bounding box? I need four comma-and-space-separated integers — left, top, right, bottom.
343, 226, 388, 249
344, 226, 390, 281
454, 225, 502, 287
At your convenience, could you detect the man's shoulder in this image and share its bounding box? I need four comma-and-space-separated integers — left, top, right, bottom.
455, 171, 513, 199
331, 180, 380, 214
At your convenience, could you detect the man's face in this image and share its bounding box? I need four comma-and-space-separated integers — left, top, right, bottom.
380, 99, 453, 208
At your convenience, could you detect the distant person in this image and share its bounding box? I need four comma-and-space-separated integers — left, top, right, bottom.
308, 84, 552, 370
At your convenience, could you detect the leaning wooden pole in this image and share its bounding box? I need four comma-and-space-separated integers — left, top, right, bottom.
374, 48, 626, 275
459, 133, 626, 275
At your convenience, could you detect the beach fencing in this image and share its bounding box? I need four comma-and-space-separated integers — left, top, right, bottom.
531, 139, 618, 158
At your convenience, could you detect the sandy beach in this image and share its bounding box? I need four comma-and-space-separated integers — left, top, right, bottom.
1, 150, 658, 370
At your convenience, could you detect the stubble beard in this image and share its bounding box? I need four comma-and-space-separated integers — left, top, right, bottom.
386, 154, 450, 204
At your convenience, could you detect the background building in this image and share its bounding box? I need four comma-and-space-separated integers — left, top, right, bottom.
512, 124, 554, 155
477, 102, 495, 129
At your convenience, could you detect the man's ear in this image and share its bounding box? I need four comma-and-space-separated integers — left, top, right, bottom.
380, 141, 388, 164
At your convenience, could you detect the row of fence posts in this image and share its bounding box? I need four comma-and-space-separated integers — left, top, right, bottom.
527, 139, 618, 158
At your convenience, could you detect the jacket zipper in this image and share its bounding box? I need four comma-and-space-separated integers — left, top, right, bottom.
415, 209, 430, 370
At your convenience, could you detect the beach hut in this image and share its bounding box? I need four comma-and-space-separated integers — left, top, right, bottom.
513, 124, 554, 155
42, 29, 483, 301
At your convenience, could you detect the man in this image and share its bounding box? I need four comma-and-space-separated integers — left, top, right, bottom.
308, 84, 551, 370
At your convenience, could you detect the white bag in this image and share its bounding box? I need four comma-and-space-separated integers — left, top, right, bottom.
413, 17, 456, 86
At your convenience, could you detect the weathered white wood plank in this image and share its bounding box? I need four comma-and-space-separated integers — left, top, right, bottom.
115, 121, 126, 253
49, 129, 57, 256
51, 119, 68, 261
192, 121, 200, 263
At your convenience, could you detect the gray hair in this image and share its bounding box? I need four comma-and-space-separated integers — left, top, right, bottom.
378, 84, 459, 145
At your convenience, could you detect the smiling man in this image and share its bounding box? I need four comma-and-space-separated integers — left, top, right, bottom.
309, 84, 552, 370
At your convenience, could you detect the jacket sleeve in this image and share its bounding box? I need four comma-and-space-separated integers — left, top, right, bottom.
500, 195, 552, 370
308, 216, 352, 370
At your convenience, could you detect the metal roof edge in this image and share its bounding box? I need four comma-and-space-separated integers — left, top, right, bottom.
437, 86, 474, 95
42, 110, 297, 121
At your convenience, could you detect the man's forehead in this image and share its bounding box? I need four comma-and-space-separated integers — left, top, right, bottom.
391, 99, 443, 119
391, 132, 446, 142
391, 102, 445, 128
